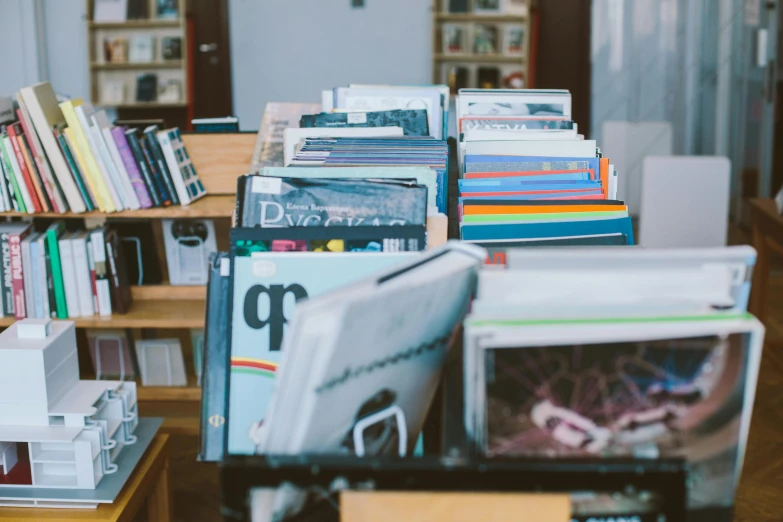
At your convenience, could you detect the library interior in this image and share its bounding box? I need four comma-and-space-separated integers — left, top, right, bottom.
0, 0, 782, 521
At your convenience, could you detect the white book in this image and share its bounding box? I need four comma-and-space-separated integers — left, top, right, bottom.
18, 83, 86, 213
463, 129, 579, 142
21, 234, 36, 318
74, 104, 123, 211
92, 111, 141, 210
283, 127, 404, 166
58, 232, 82, 318
3, 136, 35, 214
87, 114, 132, 211
72, 232, 95, 317
465, 139, 597, 158
156, 131, 191, 205
36, 234, 50, 318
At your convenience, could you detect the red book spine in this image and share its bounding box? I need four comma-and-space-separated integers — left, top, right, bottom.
6, 124, 42, 213
9, 231, 28, 319
16, 109, 59, 213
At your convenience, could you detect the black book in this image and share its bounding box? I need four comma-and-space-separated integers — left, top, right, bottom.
138, 134, 172, 206
42, 235, 57, 318
143, 125, 180, 205
125, 129, 162, 207
199, 252, 230, 462
104, 227, 133, 315
110, 221, 163, 285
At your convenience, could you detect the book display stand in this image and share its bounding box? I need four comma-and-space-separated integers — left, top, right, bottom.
221, 455, 688, 522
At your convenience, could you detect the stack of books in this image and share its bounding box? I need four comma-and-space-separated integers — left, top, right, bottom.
0, 221, 132, 319
464, 245, 763, 520
455, 89, 631, 252
0, 82, 206, 214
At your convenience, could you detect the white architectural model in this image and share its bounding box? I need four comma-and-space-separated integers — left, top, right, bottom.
0, 319, 137, 490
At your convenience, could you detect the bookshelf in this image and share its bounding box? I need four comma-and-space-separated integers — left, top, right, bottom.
86, 0, 189, 110
433, 0, 535, 91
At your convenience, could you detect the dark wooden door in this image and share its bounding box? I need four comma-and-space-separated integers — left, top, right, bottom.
190, 0, 233, 118
534, 0, 592, 137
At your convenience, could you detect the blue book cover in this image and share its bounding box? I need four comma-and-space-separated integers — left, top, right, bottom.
465, 156, 600, 179
226, 251, 417, 455
461, 174, 594, 185
300, 109, 430, 137
465, 159, 591, 174
460, 217, 635, 244
459, 180, 602, 192
459, 191, 605, 203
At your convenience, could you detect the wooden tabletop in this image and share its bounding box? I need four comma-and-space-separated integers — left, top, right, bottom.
0, 434, 170, 522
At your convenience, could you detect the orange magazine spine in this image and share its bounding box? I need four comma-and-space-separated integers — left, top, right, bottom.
600, 158, 609, 199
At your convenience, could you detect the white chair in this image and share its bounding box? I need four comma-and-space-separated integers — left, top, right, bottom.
639, 156, 730, 248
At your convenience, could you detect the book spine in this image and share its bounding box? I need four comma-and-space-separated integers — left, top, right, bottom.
0, 137, 24, 212
3, 132, 35, 213
46, 227, 68, 319
91, 229, 113, 316
112, 127, 153, 208
125, 130, 161, 207
199, 252, 230, 462
30, 239, 43, 318
7, 124, 42, 212
58, 100, 113, 212
18, 88, 85, 213
55, 129, 95, 211
18, 133, 51, 212
139, 135, 172, 206
16, 106, 60, 212
72, 237, 95, 317
61, 128, 98, 211
104, 229, 131, 314
84, 116, 126, 210
86, 238, 99, 313
0, 145, 12, 210
100, 123, 140, 210
42, 236, 56, 317
58, 236, 81, 318
144, 128, 179, 205
156, 131, 191, 205
21, 238, 35, 318
9, 230, 27, 319
0, 232, 13, 316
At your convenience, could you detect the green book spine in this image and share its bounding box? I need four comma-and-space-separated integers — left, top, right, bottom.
46, 225, 68, 319
55, 130, 94, 212
0, 136, 27, 213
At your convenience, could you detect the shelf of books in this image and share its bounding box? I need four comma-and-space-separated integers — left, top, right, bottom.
433, 0, 534, 91
87, 0, 188, 109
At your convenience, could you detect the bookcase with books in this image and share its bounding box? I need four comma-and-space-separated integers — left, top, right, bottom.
433, 0, 536, 92
87, 0, 189, 110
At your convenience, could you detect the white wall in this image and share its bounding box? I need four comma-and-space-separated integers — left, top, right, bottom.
228, 0, 433, 130
42, 0, 91, 101
0, 0, 44, 96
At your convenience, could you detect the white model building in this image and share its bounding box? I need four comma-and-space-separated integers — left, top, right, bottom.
0, 319, 137, 490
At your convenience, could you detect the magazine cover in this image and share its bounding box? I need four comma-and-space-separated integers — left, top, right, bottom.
230, 226, 426, 254
238, 177, 428, 228
299, 109, 430, 137
470, 321, 763, 519
226, 251, 417, 455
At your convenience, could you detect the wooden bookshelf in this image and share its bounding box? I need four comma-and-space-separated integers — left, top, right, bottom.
0, 194, 235, 219
86, 0, 189, 110
433, 0, 534, 89
137, 386, 201, 402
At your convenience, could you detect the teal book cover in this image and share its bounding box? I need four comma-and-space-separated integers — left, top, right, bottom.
226, 251, 416, 455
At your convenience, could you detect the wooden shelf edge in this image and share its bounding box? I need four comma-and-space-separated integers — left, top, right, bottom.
88, 19, 183, 29
0, 194, 235, 219
138, 386, 201, 402
435, 13, 528, 22
434, 53, 526, 63
132, 285, 206, 301
159, 416, 200, 436
91, 61, 183, 70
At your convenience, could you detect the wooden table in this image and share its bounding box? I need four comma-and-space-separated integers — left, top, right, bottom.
0, 434, 171, 522
749, 198, 783, 323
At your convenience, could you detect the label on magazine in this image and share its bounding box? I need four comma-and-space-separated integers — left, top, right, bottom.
252, 176, 282, 195
347, 112, 368, 124
220, 257, 230, 276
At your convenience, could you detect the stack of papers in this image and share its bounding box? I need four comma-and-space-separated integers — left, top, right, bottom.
289, 137, 449, 214
464, 245, 764, 519
456, 89, 628, 249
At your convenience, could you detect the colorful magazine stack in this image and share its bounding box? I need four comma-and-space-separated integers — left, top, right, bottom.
0, 222, 132, 319
200, 173, 430, 459
0, 82, 206, 214
455, 89, 630, 253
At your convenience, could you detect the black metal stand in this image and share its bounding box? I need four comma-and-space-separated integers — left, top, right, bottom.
221, 455, 688, 522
